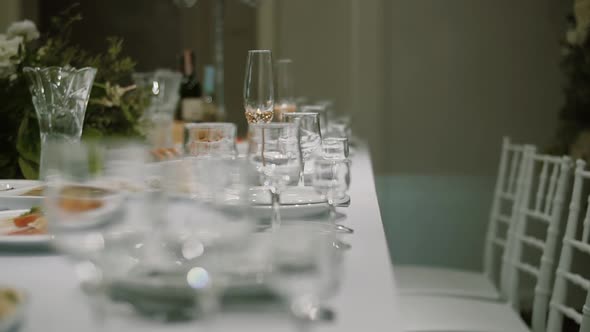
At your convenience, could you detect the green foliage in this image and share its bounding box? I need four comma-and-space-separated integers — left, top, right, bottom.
551, 24, 590, 155
0, 5, 147, 179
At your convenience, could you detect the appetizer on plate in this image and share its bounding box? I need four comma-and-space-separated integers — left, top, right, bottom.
0, 207, 47, 235
19, 187, 44, 197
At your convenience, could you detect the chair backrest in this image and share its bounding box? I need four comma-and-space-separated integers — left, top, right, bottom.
547, 160, 590, 332
502, 146, 572, 332
483, 137, 526, 284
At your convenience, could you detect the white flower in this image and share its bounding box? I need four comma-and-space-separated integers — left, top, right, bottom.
6, 20, 39, 42
0, 34, 23, 79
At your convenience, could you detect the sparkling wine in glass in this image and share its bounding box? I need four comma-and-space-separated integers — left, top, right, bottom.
244, 50, 274, 124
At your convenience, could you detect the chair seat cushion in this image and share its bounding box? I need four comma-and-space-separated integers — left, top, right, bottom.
395, 265, 500, 300
400, 295, 530, 332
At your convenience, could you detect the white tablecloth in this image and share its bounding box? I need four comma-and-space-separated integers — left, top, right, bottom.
0, 145, 402, 332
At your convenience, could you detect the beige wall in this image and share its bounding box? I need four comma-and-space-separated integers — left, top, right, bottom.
0, 0, 20, 31
384, 0, 567, 175
261, 0, 569, 175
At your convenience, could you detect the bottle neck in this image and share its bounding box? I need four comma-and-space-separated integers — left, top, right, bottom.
182, 50, 196, 76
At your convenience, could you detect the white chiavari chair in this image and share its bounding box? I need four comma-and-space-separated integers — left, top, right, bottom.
396, 137, 525, 300
547, 160, 590, 332
401, 146, 572, 332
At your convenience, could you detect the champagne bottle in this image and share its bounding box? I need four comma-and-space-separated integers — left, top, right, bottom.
179, 50, 204, 122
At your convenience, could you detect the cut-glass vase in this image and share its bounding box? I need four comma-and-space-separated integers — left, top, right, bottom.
24, 66, 97, 179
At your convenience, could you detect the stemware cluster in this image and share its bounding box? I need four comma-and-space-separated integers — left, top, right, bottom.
26, 49, 355, 330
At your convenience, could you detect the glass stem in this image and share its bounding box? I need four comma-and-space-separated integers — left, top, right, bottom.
271, 189, 281, 230
298, 166, 305, 186
328, 198, 336, 224
39, 136, 49, 180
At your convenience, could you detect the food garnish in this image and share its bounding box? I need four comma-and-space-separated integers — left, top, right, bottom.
0, 288, 22, 319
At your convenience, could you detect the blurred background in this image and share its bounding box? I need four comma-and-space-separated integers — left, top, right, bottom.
0, 0, 572, 270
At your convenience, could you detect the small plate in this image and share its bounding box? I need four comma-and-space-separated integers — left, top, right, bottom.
0, 209, 50, 246
249, 186, 325, 205
0, 197, 42, 211
0, 180, 43, 197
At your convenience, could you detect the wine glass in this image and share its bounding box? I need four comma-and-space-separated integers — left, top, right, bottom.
283, 112, 322, 185
244, 50, 274, 124
321, 137, 349, 160
300, 105, 329, 137
268, 224, 340, 330
274, 59, 297, 122
247, 123, 302, 230
133, 70, 182, 151
312, 158, 353, 234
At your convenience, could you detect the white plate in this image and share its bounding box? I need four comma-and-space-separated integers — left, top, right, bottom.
0, 196, 43, 211
248, 187, 350, 219
250, 203, 330, 219
0, 209, 50, 246
249, 186, 325, 205
0, 180, 43, 197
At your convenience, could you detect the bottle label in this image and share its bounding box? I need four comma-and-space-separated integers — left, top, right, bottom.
181, 98, 204, 121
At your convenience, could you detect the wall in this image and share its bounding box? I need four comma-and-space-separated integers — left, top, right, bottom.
260, 0, 570, 269
385, 0, 567, 175
0, 0, 21, 31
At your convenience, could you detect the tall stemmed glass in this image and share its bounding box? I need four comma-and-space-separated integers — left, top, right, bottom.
300, 105, 329, 137
283, 112, 322, 185
247, 123, 301, 230
312, 158, 353, 234
274, 59, 297, 122
243, 50, 274, 124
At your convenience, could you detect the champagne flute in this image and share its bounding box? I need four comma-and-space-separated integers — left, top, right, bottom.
244, 50, 274, 124
283, 112, 322, 185
274, 59, 297, 122
300, 105, 329, 137
247, 123, 302, 230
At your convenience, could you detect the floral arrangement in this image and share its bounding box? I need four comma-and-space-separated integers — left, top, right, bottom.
551, 0, 590, 159
0, 7, 148, 179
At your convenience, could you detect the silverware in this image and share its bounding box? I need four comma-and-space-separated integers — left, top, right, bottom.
0, 183, 14, 192
333, 240, 352, 250
334, 224, 354, 234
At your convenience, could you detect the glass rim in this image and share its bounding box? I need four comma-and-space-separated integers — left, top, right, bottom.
185, 122, 236, 129
314, 158, 351, 165
23, 66, 97, 74
300, 105, 327, 112
248, 49, 271, 54
248, 122, 298, 129
283, 112, 319, 117
323, 137, 348, 142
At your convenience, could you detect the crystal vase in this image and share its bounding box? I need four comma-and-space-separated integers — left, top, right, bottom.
24, 66, 97, 179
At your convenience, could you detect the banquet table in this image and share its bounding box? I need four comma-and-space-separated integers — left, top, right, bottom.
0, 145, 402, 332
